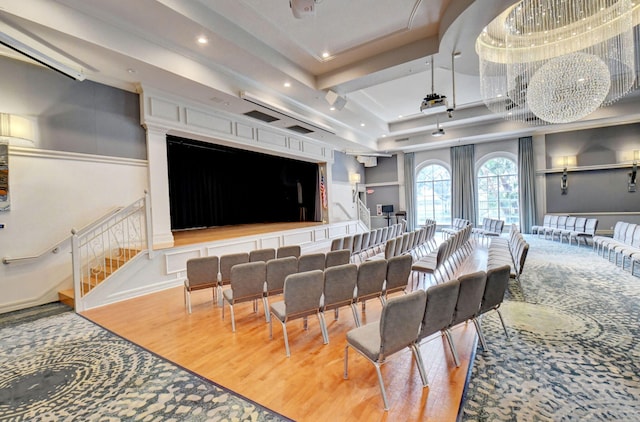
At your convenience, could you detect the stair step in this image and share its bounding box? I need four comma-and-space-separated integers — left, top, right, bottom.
58, 289, 75, 309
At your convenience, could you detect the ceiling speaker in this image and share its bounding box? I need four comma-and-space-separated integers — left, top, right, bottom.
290, 0, 316, 18
325, 90, 347, 110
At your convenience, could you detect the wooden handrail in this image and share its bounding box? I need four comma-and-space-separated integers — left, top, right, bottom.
2, 206, 123, 265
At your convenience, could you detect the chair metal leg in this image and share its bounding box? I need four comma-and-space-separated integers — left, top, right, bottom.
229, 304, 236, 332
444, 329, 460, 367
374, 363, 390, 411
472, 318, 488, 351
351, 303, 361, 327
410, 343, 429, 387
282, 322, 290, 357
263, 297, 270, 323
318, 312, 329, 344
185, 289, 192, 314
496, 309, 510, 339
344, 345, 350, 379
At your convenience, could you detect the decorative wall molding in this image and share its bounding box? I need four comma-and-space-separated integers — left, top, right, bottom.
8, 146, 148, 166
139, 85, 334, 164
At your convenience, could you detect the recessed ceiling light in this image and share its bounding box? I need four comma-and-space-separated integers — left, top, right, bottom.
197, 35, 208, 44
329, 106, 336, 111
284, 82, 291, 87
322, 52, 330, 59
398, 115, 403, 118
360, 123, 365, 127
126, 68, 136, 74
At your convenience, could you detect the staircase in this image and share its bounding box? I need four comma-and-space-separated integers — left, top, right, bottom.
59, 194, 151, 311
58, 247, 141, 308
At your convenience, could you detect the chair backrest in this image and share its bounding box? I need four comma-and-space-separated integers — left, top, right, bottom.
394, 235, 404, 256
542, 214, 551, 226
219, 252, 250, 283
249, 248, 276, 262
265, 256, 298, 296
384, 254, 413, 294
623, 223, 636, 243
564, 216, 577, 231
230, 261, 266, 301
573, 217, 587, 232
379, 290, 427, 358
383, 237, 397, 259
186, 256, 219, 288
361, 231, 371, 251
631, 226, 640, 248
352, 233, 363, 254
330, 237, 344, 251
419, 278, 460, 341
342, 235, 354, 253
584, 218, 598, 234
556, 215, 568, 229
380, 227, 389, 242
450, 271, 487, 326
277, 245, 301, 259
298, 252, 326, 273
479, 265, 511, 315
548, 215, 560, 228
325, 249, 351, 268
283, 270, 324, 318
355, 259, 387, 300
323, 263, 358, 311
373, 228, 383, 247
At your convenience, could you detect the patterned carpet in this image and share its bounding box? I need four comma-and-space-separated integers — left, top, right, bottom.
460, 235, 640, 421
0, 303, 293, 421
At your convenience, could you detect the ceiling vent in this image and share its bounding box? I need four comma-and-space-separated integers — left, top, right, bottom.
240, 91, 335, 137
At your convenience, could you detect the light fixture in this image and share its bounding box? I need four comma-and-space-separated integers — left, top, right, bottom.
325, 90, 346, 110
561, 168, 569, 194
350, 173, 361, 202
0, 113, 34, 146
475, 0, 638, 124
197, 35, 208, 44
431, 117, 445, 137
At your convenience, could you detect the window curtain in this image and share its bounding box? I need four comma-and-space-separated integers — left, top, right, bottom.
450, 144, 477, 226
518, 136, 538, 233
404, 152, 416, 231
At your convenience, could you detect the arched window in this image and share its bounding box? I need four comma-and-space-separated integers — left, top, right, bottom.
477, 157, 519, 226
416, 164, 451, 225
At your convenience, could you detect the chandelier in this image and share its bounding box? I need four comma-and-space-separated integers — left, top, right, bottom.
476, 0, 638, 124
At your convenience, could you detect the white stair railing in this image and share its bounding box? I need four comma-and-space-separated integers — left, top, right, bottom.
71, 192, 151, 309
356, 198, 371, 230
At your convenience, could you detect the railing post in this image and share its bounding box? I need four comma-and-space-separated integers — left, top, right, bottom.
70, 228, 83, 312
144, 190, 154, 259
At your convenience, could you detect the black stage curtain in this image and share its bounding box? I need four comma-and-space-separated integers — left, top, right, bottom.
167, 136, 319, 230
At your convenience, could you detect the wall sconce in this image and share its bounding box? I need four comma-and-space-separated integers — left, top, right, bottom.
553, 155, 577, 168
629, 161, 637, 193
349, 173, 361, 202
0, 113, 34, 147
561, 168, 568, 195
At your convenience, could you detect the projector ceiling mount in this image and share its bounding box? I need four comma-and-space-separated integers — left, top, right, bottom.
420, 56, 448, 115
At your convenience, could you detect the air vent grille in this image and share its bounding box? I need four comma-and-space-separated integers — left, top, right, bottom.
286, 125, 313, 134
244, 110, 279, 123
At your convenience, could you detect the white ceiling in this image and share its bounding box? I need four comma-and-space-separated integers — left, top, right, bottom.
0, 0, 639, 156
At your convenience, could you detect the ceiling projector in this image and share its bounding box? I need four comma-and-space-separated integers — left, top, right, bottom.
420, 93, 448, 113
290, 0, 316, 18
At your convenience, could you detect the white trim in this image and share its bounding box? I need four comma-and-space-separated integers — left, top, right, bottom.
8, 146, 148, 166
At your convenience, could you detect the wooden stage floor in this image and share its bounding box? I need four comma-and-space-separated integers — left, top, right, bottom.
83, 229, 486, 421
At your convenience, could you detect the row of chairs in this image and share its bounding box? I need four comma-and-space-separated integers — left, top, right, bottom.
487, 224, 529, 281
344, 264, 512, 410
370, 223, 438, 262
330, 223, 404, 262
441, 218, 471, 238
471, 218, 505, 245
411, 224, 474, 285
183, 247, 350, 313
593, 221, 640, 275
262, 254, 414, 357
531, 215, 598, 246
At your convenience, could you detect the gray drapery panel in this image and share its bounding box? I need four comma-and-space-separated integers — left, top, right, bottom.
404, 152, 416, 231
450, 144, 477, 226
518, 136, 538, 233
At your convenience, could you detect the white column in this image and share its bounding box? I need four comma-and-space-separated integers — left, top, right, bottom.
145, 124, 174, 249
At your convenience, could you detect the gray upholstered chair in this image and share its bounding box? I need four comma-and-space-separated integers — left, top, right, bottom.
277, 244, 301, 259
344, 289, 428, 411
222, 261, 267, 332
269, 270, 328, 357
217, 252, 250, 306
184, 255, 219, 313
445, 271, 487, 366
411, 239, 450, 286
473, 264, 511, 351
325, 249, 351, 268
263, 256, 299, 322
415, 278, 460, 373
382, 254, 413, 304
321, 263, 358, 327
249, 248, 276, 262
297, 252, 326, 272
330, 237, 344, 251
351, 259, 388, 327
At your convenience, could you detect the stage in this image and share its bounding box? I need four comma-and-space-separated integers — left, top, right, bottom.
171, 221, 324, 247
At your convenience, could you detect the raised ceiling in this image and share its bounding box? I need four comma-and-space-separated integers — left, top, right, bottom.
0, 0, 638, 156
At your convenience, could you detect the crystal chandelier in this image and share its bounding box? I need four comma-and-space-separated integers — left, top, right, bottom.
475, 0, 638, 124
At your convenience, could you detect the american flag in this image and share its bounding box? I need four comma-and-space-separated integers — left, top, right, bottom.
320, 172, 327, 209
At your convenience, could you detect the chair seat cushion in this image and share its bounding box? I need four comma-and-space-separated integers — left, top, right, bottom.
270, 301, 286, 321
346, 322, 381, 361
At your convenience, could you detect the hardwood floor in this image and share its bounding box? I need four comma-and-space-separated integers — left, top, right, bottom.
82, 229, 487, 421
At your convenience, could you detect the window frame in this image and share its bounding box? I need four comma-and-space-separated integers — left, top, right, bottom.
475, 153, 519, 226
415, 160, 452, 225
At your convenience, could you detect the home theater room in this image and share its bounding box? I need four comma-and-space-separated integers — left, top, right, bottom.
1, 0, 639, 421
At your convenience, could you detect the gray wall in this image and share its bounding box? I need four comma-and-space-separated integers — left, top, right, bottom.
364, 155, 400, 218
0, 56, 146, 159
545, 123, 640, 214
